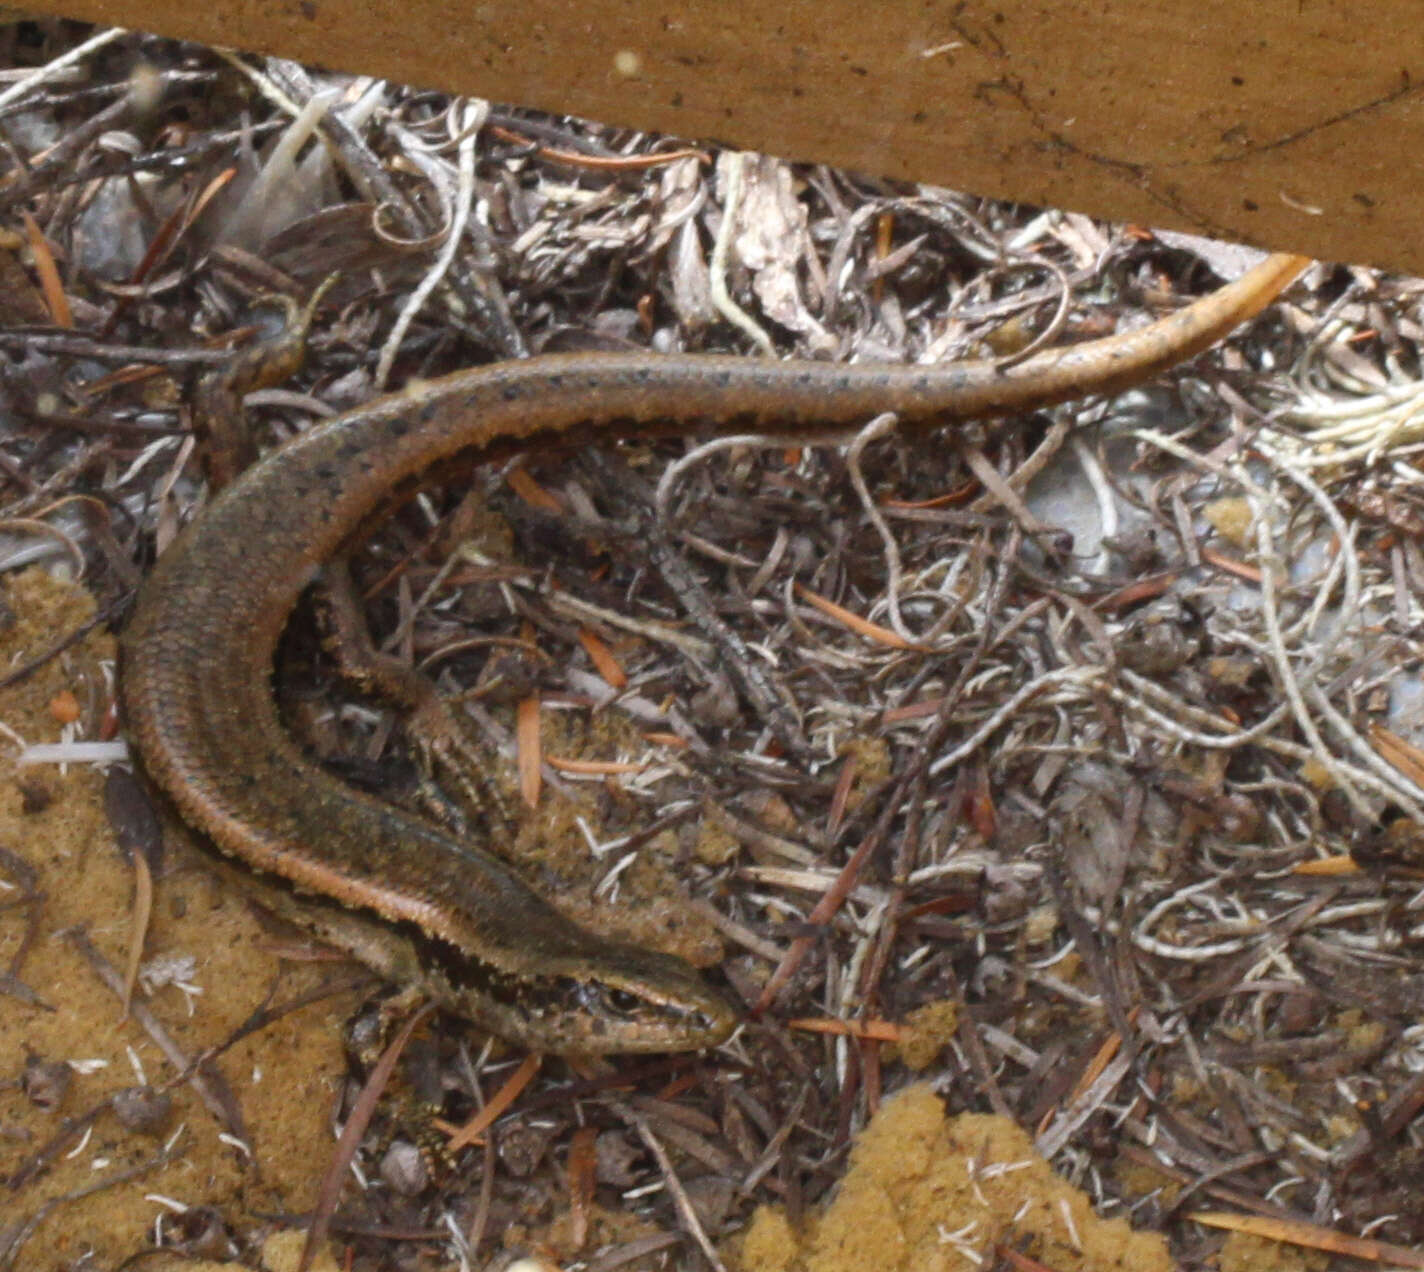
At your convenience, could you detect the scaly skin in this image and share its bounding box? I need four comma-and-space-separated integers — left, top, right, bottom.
119, 251, 1308, 1053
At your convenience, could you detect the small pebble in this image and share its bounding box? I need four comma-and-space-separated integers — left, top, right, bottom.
21, 1054, 71, 1112
110, 1084, 173, 1134
379, 1139, 428, 1196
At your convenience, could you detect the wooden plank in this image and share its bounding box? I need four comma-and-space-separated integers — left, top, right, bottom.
10, 1, 1418, 270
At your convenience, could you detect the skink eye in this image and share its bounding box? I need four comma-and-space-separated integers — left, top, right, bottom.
606, 988, 643, 1017
574, 982, 646, 1019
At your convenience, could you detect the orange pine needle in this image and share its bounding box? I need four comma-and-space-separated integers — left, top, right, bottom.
545, 755, 647, 776
566, 1126, 598, 1250
441, 1053, 542, 1151
1292, 855, 1360, 876
132, 166, 235, 290
1200, 546, 1263, 583
1190, 1211, 1424, 1267
1038, 1010, 1140, 1137
22, 211, 70, 328
186, 165, 237, 228
1067, 1010, 1137, 1103
794, 583, 917, 650
642, 731, 688, 748
517, 695, 542, 808
881, 479, 978, 510
506, 466, 563, 512
578, 627, 627, 688
1372, 723, 1424, 786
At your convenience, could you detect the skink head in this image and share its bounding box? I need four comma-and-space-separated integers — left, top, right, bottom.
443, 940, 742, 1055
405, 923, 740, 1054
556, 941, 741, 1054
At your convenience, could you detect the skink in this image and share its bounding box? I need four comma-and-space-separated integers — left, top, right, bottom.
119, 251, 1308, 1053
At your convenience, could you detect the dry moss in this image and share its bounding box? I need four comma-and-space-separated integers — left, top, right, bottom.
730, 1085, 1172, 1272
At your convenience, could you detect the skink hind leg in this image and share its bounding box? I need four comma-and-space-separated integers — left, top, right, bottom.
317, 554, 518, 842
